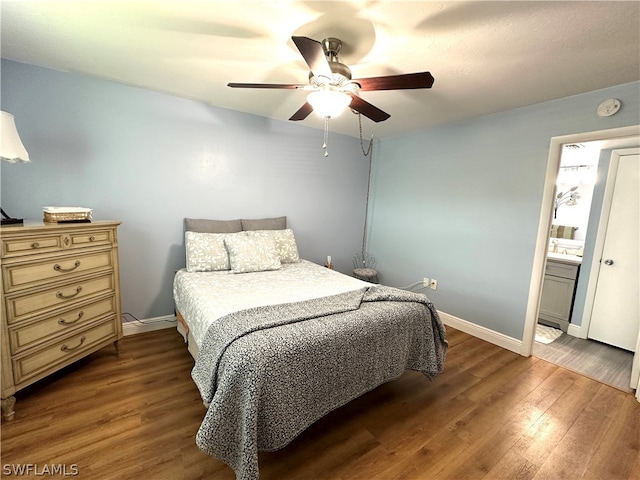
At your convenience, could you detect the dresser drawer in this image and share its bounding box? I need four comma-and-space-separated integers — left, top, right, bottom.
2, 227, 115, 260
70, 229, 113, 248
3, 250, 114, 293
2, 233, 66, 258
8, 295, 117, 355
6, 274, 115, 324
12, 318, 118, 385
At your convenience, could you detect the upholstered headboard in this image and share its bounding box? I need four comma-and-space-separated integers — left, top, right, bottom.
182, 216, 298, 274
185, 216, 286, 233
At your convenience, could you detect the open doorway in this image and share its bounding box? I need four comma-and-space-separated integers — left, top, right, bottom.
522, 125, 640, 399
537, 142, 598, 334
533, 142, 634, 392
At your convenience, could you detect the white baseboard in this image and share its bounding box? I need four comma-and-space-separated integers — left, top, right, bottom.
567, 322, 587, 339
122, 315, 177, 336
438, 310, 523, 355
122, 311, 525, 355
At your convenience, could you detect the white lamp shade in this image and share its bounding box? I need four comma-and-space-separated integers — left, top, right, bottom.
1, 111, 30, 163
307, 90, 352, 118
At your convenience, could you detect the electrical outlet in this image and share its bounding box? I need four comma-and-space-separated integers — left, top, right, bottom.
429, 279, 438, 290
423, 277, 430, 287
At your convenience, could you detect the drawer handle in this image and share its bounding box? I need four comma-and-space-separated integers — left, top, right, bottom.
56, 286, 82, 300
31, 242, 40, 249
61, 336, 86, 352
58, 311, 84, 326
89, 236, 96, 242
54, 260, 81, 273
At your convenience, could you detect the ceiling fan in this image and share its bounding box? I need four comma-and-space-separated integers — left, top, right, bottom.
228, 36, 435, 123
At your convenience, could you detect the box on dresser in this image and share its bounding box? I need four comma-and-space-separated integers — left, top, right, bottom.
1, 220, 123, 421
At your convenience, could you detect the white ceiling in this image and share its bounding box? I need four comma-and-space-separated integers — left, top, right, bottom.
1, 1, 639, 138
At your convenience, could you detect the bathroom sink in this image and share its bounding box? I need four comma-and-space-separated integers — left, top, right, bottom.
547, 251, 582, 265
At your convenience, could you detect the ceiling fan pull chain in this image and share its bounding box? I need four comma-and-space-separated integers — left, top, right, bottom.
358, 113, 373, 157
323, 116, 329, 157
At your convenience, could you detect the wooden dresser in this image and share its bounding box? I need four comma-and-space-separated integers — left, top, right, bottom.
1, 221, 123, 420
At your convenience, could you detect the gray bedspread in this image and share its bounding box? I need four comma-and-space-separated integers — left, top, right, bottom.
191, 285, 447, 480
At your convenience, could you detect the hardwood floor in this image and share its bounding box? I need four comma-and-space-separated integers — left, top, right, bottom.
1, 327, 638, 480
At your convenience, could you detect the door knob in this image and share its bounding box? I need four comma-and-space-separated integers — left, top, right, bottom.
604, 259, 614, 265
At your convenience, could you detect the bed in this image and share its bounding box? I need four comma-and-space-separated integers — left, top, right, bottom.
173, 217, 448, 480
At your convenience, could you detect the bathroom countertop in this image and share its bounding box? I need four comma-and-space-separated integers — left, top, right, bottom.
547, 251, 583, 266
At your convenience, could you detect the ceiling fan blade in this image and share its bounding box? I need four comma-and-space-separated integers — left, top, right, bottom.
289, 102, 314, 121
348, 95, 390, 123
228, 82, 303, 89
291, 36, 333, 79
353, 72, 435, 91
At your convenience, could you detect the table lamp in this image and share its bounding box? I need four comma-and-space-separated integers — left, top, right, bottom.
1, 111, 30, 225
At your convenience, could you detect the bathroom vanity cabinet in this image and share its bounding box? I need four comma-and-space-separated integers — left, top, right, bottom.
538, 255, 581, 332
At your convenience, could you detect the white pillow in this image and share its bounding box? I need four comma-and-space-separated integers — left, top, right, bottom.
246, 229, 300, 263
185, 231, 245, 272
224, 234, 281, 274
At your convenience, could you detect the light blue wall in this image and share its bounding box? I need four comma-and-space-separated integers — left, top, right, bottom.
370, 82, 640, 340
3, 58, 639, 341
1, 60, 370, 319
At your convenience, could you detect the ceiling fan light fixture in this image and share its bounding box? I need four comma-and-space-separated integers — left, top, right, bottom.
307, 90, 352, 118
228, 36, 433, 124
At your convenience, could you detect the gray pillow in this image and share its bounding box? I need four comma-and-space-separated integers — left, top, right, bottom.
185, 218, 242, 233
241, 216, 286, 231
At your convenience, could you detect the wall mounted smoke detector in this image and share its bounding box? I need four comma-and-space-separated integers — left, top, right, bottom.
596, 98, 621, 117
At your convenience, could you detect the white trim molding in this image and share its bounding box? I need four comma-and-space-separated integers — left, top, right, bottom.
567, 322, 587, 339
438, 310, 523, 355
122, 315, 177, 336
125, 309, 526, 354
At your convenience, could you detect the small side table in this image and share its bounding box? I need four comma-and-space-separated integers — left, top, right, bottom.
353, 268, 379, 284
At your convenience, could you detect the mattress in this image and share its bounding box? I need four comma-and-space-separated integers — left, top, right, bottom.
173, 259, 370, 348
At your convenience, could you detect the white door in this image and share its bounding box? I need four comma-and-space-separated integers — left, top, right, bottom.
588, 150, 639, 352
